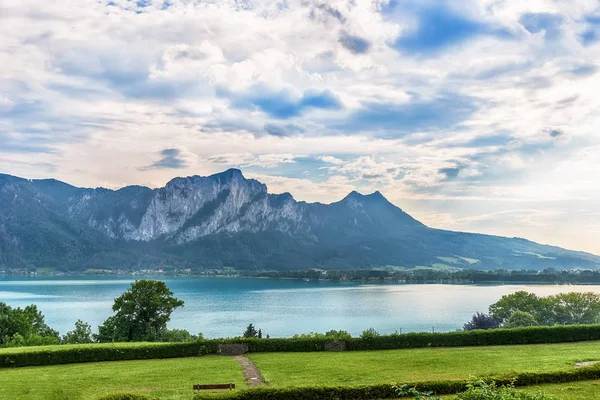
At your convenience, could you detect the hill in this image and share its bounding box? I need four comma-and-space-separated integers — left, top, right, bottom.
0, 169, 598, 271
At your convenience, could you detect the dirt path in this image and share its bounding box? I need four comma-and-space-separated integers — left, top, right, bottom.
233, 355, 265, 387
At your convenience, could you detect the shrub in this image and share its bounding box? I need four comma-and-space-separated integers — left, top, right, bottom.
360, 328, 381, 339
504, 312, 538, 329
62, 320, 94, 344
464, 313, 499, 331
456, 379, 554, 400
97, 393, 155, 400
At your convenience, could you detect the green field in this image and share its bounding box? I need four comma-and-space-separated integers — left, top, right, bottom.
0, 356, 244, 400
249, 342, 600, 387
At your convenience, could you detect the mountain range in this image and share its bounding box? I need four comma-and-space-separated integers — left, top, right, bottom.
1, 169, 599, 271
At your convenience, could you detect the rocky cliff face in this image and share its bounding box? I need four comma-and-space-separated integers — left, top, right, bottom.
65, 169, 313, 243
1, 169, 599, 271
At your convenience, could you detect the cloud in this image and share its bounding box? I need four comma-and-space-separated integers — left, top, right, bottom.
519, 13, 564, 40
230, 85, 343, 119
338, 93, 479, 136
438, 167, 461, 181
319, 156, 344, 165
310, 3, 346, 24
339, 31, 371, 54
263, 123, 305, 137
568, 64, 599, 78
141, 149, 189, 170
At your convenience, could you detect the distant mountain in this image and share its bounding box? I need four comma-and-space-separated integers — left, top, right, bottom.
1, 169, 599, 271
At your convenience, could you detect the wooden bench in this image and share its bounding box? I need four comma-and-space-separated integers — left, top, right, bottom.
193, 383, 236, 391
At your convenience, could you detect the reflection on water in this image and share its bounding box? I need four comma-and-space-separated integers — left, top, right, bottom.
1, 277, 599, 338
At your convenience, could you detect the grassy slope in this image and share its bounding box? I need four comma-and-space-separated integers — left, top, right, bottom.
0, 356, 244, 400
249, 342, 600, 387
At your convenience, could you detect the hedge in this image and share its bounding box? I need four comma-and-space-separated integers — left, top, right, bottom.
0, 341, 218, 368
236, 324, 600, 353
192, 364, 600, 400
97, 394, 155, 400
4, 324, 600, 368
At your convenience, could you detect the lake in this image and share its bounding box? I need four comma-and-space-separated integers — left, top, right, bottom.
2, 277, 600, 338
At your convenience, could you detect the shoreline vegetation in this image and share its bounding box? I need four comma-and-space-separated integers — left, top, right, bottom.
5, 267, 600, 285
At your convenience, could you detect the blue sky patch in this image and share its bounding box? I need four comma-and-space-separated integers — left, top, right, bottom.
390, 4, 512, 54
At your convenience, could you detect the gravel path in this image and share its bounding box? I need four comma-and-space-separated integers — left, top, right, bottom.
575, 361, 600, 368
233, 355, 265, 387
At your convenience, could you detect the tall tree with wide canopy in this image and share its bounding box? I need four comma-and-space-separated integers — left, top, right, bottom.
97, 280, 184, 342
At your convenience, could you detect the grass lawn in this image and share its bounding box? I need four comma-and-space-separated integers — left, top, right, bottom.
249, 341, 600, 387
0, 356, 244, 400
520, 380, 600, 400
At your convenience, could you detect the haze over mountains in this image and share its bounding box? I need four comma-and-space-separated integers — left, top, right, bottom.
1, 169, 598, 271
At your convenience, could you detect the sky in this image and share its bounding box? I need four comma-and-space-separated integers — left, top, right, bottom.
1, 0, 600, 255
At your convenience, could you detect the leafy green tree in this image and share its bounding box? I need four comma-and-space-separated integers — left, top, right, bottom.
62, 320, 94, 344
488, 291, 553, 325
489, 291, 600, 327
547, 292, 600, 325
96, 280, 184, 342
257, 329, 262, 339
360, 328, 380, 339
243, 323, 258, 338
159, 329, 201, 342
0, 302, 59, 347
325, 329, 352, 339
503, 311, 538, 328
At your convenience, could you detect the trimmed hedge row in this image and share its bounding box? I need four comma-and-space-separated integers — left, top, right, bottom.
4, 324, 600, 368
237, 324, 600, 353
192, 364, 600, 400
0, 341, 218, 368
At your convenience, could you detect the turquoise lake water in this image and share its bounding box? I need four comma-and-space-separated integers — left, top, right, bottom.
2, 277, 600, 338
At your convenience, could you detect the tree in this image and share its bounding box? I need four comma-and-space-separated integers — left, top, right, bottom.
97, 280, 184, 342
63, 320, 94, 344
489, 291, 600, 327
360, 328, 381, 339
325, 329, 352, 340
463, 312, 499, 331
243, 323, 258, 338
257, 329, 262, 339
488, 291, 552, 325
503, 311, 538, 328
0, 302, 59, 347
548, 292, 600, 325
159, 329, 201, 342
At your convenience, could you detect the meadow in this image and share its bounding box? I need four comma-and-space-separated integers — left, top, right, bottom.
4, 341, 600, 399
0, 356, 244, 400
249, 342, 600, 387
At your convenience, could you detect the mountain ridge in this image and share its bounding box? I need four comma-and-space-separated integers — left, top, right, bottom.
0, 169, 598, 271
